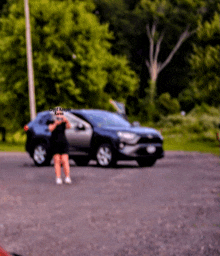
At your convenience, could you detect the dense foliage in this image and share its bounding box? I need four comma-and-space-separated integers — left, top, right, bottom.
94, 0, 220, 118
0, 0, 219, 131
0, 0, 138, 130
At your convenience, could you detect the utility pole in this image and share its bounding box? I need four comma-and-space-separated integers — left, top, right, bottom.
24, 0, 36, 120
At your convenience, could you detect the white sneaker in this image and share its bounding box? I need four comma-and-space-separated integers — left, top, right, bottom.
56, 177, 63, 185
64, 176, 72, 184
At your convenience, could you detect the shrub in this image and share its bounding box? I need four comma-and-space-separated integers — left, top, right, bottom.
157, 114, 184, 127
199, 131, 217, 142
7, 130, 26, 144
186, 122, 204, 133
157, 93, 180, 116
188, 103, 219, 117
198, 115, 219, 131
155, 104, 219, 135
178, 88, 197, 112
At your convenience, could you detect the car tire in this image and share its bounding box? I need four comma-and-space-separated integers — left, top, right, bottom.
33, 143, 51, 166
96, 143, 116, 167
137, 158, 156, 167
74, 156, 90, 166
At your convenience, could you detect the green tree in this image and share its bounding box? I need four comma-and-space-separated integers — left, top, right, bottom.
94, 0, 138, 57
186, 10, 220, 107
0, 0, 138, 130
90, 0, 220, 119
134, 0, 204, 120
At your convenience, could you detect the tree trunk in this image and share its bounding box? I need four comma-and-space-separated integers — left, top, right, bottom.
145, 22, 196, 121
148, 79, 156, 121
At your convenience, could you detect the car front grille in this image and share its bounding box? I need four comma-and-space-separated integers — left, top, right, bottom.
138, 137, 161, 144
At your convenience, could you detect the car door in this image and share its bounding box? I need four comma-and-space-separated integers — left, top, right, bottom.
64, 112, 93, 155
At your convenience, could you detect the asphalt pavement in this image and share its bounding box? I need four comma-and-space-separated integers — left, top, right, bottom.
0, 151, 220, 256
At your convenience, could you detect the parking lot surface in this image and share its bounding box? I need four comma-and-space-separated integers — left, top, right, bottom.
0, 151, 220, 256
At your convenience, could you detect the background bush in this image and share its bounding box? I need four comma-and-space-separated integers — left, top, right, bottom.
156, 93, 180, 116
154, 103, 219, 143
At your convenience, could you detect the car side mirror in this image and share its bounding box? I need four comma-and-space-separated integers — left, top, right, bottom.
132, 121, 140, 127
76, 123, 85, 130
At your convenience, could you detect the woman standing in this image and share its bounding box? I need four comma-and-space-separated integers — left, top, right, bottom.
49, 107, 72, 185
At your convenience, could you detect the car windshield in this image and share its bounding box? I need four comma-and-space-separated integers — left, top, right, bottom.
84, 111, 131, 128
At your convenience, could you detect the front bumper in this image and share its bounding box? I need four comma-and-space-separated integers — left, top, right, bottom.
117, 143, 164, 160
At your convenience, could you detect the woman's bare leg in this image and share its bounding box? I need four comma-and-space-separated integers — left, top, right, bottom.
54, 154, 61, 178
61, 154, 70, 177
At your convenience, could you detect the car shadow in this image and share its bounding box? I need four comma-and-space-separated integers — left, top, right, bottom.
89, 160, 140, 169
22, 160, 146, 169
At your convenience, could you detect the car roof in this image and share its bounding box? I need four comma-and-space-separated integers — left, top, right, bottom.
37, 109, 111, 113
71, 109, 114, 115
35, 109, 115, 119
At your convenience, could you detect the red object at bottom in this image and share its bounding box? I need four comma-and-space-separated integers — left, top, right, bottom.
0, 246, 11, 256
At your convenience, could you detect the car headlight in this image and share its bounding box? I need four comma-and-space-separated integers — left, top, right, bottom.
117, 131, 137, 140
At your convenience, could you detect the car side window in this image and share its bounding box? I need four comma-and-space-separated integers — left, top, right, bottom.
38, 113, 52, 125
64, 112, 82, 128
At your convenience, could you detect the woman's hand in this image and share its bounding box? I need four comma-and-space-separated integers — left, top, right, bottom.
49, 119, 62, 132
61, 117, 67, 123
54, 119, 63, 126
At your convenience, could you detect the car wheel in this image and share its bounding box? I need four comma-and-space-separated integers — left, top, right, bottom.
96, 143, 116, 167
33, 143, 51, 166
74, 156, 90, 166
137, 158, 156, 167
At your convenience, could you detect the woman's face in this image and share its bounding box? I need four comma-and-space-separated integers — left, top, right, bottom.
55, 110, 64, 119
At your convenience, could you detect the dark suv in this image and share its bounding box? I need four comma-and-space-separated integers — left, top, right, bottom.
25, 109, 164, 167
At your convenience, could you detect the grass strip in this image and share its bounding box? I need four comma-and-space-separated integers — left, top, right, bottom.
0, 142, 25, 152
163, 134, 219, 155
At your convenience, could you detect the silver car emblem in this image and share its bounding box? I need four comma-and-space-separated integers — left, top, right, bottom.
147, 134, 153, 139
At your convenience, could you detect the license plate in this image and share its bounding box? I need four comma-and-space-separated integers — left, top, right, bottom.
146, 145, 156, 154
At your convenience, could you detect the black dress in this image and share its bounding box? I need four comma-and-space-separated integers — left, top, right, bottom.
50, 122, 69, 155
